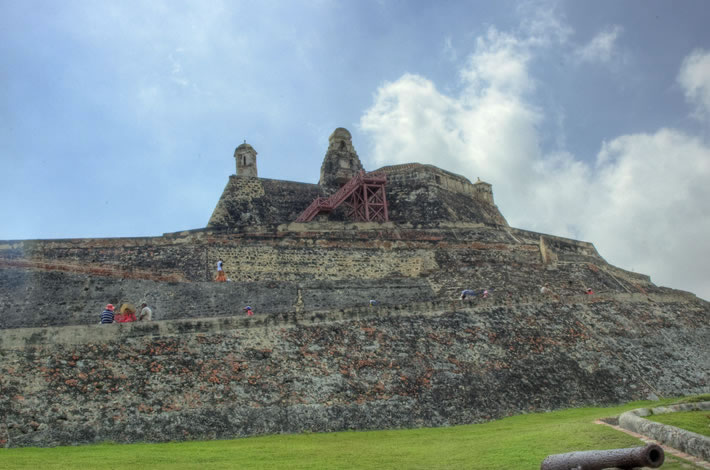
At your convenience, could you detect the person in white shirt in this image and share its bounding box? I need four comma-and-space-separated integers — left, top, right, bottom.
216, 259, 227, 282
138, 302, 153, 321
540, 283, 559, 300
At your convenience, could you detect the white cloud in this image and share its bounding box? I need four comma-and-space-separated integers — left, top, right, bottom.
462, 28, 534, 95
361, 22, 710, 301
517, 0, 573, 47
678, 49, 710, 120
575, 25, 623, 63
587, 130, 710, 297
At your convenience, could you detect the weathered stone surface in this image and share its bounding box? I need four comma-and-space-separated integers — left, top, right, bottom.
619, 403, 710, 461
375, 163, 508, 226
0, 223, 680, 330
208, 177, 321, 229
319, 127, 364, 189
235, 141, 258, 177
209, 128, 508, 229
0, 297, 707, 447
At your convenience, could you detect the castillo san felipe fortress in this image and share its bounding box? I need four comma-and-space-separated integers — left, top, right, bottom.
0, 127, 708, 448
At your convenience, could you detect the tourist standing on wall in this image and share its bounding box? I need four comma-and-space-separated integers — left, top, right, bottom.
216, 258, 227, 282
100, 304, 115, 324
460, 289, 477, 300
138, 302, 153, 321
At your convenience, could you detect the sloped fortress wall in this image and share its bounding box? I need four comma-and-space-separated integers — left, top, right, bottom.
1, 296, 708, 447
0, 224, 666, 330
208, 178, 321, 229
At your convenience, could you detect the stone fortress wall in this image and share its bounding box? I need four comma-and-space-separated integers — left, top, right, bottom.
0, 127, 707, 448
1, 292, 707, 448
376, 162, 494, 204
207, 177, 321, 229
209, 128, 508, 230
0, 223, 664, 330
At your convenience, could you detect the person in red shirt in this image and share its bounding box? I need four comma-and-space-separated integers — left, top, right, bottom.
116, 310, 137, 322
116, 303, 137, 322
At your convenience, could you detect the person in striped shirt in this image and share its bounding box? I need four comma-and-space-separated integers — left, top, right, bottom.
100, 304, 115, 324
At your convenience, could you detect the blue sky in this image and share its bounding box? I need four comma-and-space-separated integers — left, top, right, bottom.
1, 0, 709, 300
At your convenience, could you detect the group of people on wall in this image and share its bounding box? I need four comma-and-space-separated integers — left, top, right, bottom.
100, 302, 152, 324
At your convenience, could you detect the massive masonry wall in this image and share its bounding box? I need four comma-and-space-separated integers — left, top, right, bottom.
0, 224, 667, 329
376, 164, 508, 226
208, 177, 321, 229
0, 269, 435, 329
207, 164, 508, 230
1, 295, 708, 447
0, 224, 639, 284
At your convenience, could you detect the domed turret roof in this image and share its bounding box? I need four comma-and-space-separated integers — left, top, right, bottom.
235, 141, 256, 152
329, 127, 352, 141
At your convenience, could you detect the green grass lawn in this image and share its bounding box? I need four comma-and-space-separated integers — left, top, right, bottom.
647, 410, 710, 437
0, 399, 704, 469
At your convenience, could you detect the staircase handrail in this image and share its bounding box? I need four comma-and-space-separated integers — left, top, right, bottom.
295, 171, 388, 222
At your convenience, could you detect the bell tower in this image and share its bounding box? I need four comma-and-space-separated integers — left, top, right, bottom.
235, 141, 258, 177
319, 128, 364, 189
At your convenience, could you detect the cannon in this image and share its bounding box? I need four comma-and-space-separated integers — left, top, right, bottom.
541, 444, 664, 470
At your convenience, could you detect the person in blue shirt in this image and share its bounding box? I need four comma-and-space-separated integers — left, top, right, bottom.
460, 289, 477, 300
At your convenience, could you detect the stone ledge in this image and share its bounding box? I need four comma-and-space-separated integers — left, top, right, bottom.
0, 292, 694, 348
619, 402, 710, 461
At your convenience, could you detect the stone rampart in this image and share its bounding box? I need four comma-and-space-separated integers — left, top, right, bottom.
1, 296, 707, 447
1, 224, 678, 330
208, 177, 322, 229
378, 163, 477, 195
619, 403, 710, 461
0, 223, 697, 328
0, 268, 437, 329
207, 162, 509, 229
0, 225, 620, 284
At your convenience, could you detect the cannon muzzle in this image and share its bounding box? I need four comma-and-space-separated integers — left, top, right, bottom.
541, 443, 664, 470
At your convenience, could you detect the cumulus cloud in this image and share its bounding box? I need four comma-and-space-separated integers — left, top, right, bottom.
575, 25, 623, 63
362, 27, 543, 190
678, 49, 710, 119
588, 130, 710, 296
360, 23, 710, 300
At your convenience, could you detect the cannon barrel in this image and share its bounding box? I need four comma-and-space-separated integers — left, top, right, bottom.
541, 444, 664, 470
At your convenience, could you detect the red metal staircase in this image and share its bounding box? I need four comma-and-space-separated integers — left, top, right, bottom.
295, 171, 389, 222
